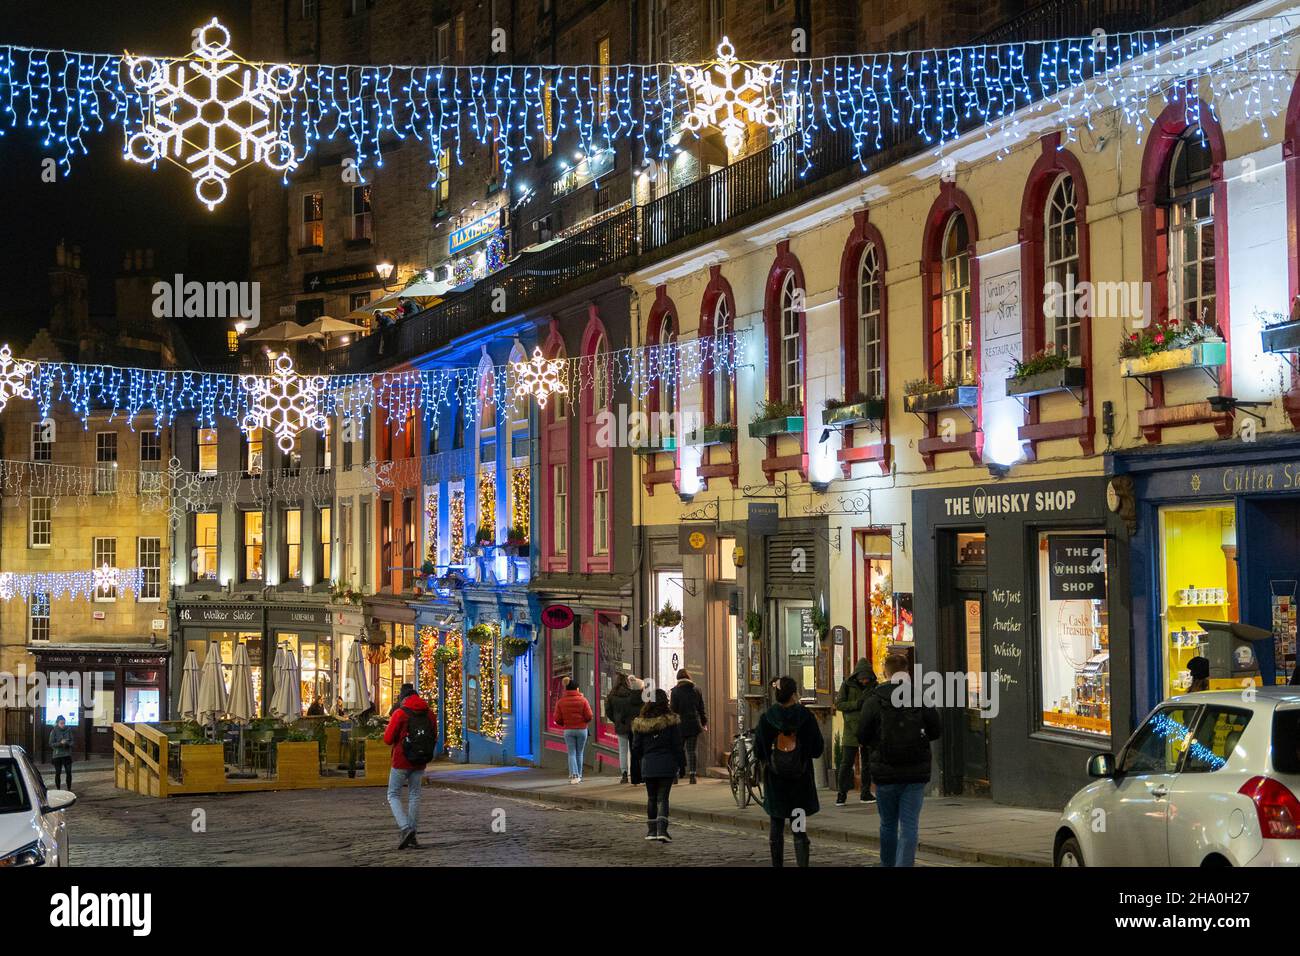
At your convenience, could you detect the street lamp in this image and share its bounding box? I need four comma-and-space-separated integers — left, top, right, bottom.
375, 260, 395, 289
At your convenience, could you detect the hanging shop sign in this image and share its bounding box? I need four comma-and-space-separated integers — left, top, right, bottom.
304, 264, 382, 294
541, 604, 574, 629
748, 503, 779, 536
449, 211, 501, 254
1047, 535, 1108, 601
678, 524, 714, 555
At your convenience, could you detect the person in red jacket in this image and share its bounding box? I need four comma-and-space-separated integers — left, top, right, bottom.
551, 679, 594, 783
383, 684, 434, 849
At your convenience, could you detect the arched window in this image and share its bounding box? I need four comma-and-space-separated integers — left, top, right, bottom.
658, 311, 677, 436
939, 213, 973, 384
779, 272, 802, 405
858, 244, 883, 397
580, 313, 614, 571
1044, 173, 1081, 360
711, 295, 733, 425
592, 334, 611, 412
1166, 128, 1216, 327
541, 333, 570, 568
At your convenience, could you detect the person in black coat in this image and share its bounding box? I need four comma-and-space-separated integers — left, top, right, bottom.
669, 669, 708, 784
631, 688, 686, 843
604, 673, 644, 783
752, 676, 824, 867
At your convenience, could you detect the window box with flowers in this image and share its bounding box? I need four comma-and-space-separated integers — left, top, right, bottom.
695, 422, 737, 446
502, 526, 529, 557
1119, 320, 1226, 379
1262, 304, 1300, 355
632, 435, 678, 456
823, 393, 886, 427
468, 526, 495, 556
747, 400, 804, 439
902, 378, 979, 414
1005, 345, 1087, 400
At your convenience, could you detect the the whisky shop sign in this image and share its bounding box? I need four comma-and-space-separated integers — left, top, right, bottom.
941, 485, 1082, 518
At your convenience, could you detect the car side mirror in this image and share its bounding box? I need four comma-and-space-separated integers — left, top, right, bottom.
1086, 753, 1116, 779
43, 789, 77, 813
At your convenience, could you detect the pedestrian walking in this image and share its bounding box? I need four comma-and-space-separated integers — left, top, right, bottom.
858, 653, 943, 867
604, 673, 644, 783
552, 679, 594, 783
834, 658, 878, 806
753, 676, 824, 867
669, 668, 707, 783
382, 683, 437, 850
49, 716, 74, 791
631, 688, 685, 842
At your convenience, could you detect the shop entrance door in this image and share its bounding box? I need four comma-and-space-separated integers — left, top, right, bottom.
949, 591, 990, 793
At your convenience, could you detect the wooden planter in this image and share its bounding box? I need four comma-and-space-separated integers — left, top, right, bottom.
1005, 365, 1087, 399
903, 385, 978, 413
748, 415, 804, 439
1262, 321, 1300, 354
823, 398, 886, 425
1120, 341, 1226, 378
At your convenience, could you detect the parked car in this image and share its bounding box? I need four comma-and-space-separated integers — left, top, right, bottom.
1054, 688, 1300, 866
0, 745, 75, 867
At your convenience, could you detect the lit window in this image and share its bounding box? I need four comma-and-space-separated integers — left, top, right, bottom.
285, 508, 303, 580
243, 511, 264, 581
858, 244, 883, 397
96, 432, 118, 494
940, 213, 973, 384
194, 512, 219, 581
351, 184, 373, 241
319, 506, 332, 581
552, 464, 568, 556
138, 537, 161, 601
29, 497, 51, 548
1044, 174, 1082, 360
93, 537, 117, 600
592, 458, 609, 555
301, 192, 324, 249
780, 273, 803, 406
197, 428, 219, 476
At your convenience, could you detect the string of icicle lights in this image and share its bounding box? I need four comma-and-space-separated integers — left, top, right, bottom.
16, 329, 746, 439
1, 14, 1296, 198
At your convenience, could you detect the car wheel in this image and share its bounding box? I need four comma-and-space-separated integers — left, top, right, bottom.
1054, 836, 1084, 867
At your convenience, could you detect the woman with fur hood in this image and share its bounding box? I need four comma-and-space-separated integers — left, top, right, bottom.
631, 688, 686, 842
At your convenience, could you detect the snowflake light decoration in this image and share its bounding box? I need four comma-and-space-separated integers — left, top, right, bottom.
0, 345, 35, 413
93, 563, 119, 596
679, 37, 779, 155
513, 347, 568, 409
241, 353, 328, 455
125, 18, 299, 210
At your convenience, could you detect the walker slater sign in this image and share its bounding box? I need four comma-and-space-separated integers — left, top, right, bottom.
1047, 535, 1107, 600
177, 604, 260, 625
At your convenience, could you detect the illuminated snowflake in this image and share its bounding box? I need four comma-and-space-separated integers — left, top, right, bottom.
512, 347, 568, 410
125, 18, 299, 210
0, 573, 13, 601
679, 37, 779, 155
241, 353, 328, 455
93, 563, 120, 596
0, 344, 34, 413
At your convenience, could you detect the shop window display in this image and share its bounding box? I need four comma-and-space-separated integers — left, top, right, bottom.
1036, 532, 1110, 737
186, 634, 263, 714
278, 633, 333, 715
375, 623, 415, 715
546, 622, 574, 732
1159, 504, 1235, 696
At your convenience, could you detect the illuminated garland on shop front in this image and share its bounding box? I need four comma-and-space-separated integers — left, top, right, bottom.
478, 622, 505, 744
443, 632, 464, 751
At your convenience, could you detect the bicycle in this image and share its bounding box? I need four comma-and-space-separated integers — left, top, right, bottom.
727, 730, 765, 808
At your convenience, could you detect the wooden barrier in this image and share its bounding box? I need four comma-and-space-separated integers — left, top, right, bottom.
112, 723, 137, 793
133, 724, 168, 798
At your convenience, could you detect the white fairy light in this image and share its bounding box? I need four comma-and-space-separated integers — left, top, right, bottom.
512, 346, 569, 409
679, 37, 779, 155
0, 344, 35, 413
241, 352, 328, 455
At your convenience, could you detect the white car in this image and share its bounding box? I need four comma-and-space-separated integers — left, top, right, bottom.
1054, 687, 1300, 866
0, 745, 76, 867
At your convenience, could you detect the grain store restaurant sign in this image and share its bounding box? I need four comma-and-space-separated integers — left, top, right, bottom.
912, 475, 1131, 810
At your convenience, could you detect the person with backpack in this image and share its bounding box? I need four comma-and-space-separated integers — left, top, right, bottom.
858, 653, 943, 867
631, 688, 686, 842
605, 673, 644, 783
382, 683, 437, 850
834, 658, 878, 806
552, 679, 594, 783
669, 668, 707, 783
753, 676, 824, 867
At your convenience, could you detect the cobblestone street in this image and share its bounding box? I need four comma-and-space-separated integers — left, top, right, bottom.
65, 768, 972, 867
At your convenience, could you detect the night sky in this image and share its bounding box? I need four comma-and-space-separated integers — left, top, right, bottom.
0, 1, 254, 362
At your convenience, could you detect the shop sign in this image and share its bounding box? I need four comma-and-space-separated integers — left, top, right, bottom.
678, 524, 714, 555
304, 263, 381, 294
541, 604, 574, 629
178, 605, 260, 625
748, 503, 779, 536
1186, 462, 1300, 496
267, 607, 332, 628
1047, 535, 1107, 600
151, 619, 167, 631
449, 210, 501, 254
941, 486, 1079, 519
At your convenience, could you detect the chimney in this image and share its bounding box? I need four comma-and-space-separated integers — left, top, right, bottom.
48, 239, 88, 342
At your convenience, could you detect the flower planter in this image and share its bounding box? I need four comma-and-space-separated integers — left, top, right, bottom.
1262, 321, 1300, 354
503, 542, 530, 557
632, 436, 678, 455
1120, 341, 1226, 378
903, 385, 978, 414
747, 416, 804, 439
696, 424, 737, 446
823, 398, 886, 426
1005, 365, 1087, 399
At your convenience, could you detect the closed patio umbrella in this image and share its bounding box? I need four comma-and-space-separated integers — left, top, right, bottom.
271, 645, 302, 721
341, 640, 372, 717
269, 645, 288, 720
177, 649, 200, 721
227, 644, 256, 771
196, 641, 229, 736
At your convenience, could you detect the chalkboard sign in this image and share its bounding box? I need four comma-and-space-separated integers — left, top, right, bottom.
1047, 535, 1107, 600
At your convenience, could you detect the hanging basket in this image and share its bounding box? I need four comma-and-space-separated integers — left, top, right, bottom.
466, 624, 494, 645
652, 600, 682, 630
499, 637, 531, 662
390, 644, 415, 662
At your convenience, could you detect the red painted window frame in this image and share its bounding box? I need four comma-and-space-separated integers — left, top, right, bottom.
580, 307, 613, 574
1136, 98, 1233, 443
642, 285, 681, 494
1018, 134, 1095, 458
761, 240, 809, 483
837, 210, 892, 477
919, 184, 983, 469
699, 265, 739, 488
539, 321, 570, 572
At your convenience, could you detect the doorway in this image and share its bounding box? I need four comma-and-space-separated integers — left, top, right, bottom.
955, 591, 990, 790
939, 529, 990, 795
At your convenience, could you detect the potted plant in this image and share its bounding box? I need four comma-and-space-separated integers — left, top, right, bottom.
1119, 318, 1226, 377
500, 635, 531, 662
1006, 344, 1086, 398
823, 391, 886, 426
809, 605, 830, 643
1261, 300, 1300, 354
503, 526, 530, 557
748, 399, 804, 439
902, 376, 978, 413
745, 610, 763, 640
466, 623, 494, 646
390, 643, 415, 662
652, 601, 682, 629
469, 526, 494, 556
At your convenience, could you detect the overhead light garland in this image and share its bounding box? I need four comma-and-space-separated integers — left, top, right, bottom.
0, 17, 1293, 205
512, 347, 568, 409
680, 38, 780, 155
0, 345, 34, 413
0, 567, 146, 603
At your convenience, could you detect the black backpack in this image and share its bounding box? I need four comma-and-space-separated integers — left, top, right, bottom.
878, 702, 930, 766
401, 706, 437, 765
769, 727, 805, 780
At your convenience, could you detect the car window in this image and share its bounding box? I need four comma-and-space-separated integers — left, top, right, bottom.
19, 752, 47, 806
1274, 709, 1300, 775
0, 759, 30, 814
1119, 706, 1199, 775
1182, 707, 1252, 773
